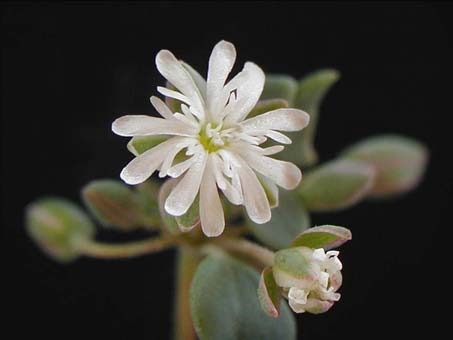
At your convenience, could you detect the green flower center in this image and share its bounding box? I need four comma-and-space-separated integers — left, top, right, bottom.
199, 123, 225, 153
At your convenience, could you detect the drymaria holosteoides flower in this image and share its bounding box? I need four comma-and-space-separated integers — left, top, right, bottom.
273, 247, 343, 314
112, 40, 310, 237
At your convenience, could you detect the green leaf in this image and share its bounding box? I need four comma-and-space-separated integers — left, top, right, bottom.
158, 179, 200, 234
292, 225, 352, 250
281, 69, 340, 166
248, 99, 289, 118
127, 135, 169, 156
190, 254, 296, 340
298, 159, 375, 212
261, 74, 298, 104
247, 191, 310, 250
25, 197, 95, 263
258, 267, 281, 318
82, 179, 145, 231
342, 135, 428, 198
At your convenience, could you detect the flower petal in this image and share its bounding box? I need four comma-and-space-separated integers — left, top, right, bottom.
173, 112, 198, 128
206, 40, 237, 119
157, 86, 190, 104
257, 173, 279, 208
264, 130, 292, 144
181, 61, 207, 99
199, 155, 225, 237
150, 96, 174, 120
120, 137, 187, 185
241, 109, 310, 132
329, 270, 343, 292
288, 299, 306, 314
222, 62, 265, 125
233, 143, 302, 190
167, 156, 197, 178
212, 153, 243, 205
165, 152, 207, 216
180, 104, 199, 126
232, 153, 271, 223
158, 139, 196, 178
238, 144, 284, 156
155, 50, 205, 118
112, 115, 196, 137
303, 298, 335, 314
262, 145, 285, 155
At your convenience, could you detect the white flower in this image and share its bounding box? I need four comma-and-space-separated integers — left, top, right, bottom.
112, 40, 310, 237
286, 248, 343, 314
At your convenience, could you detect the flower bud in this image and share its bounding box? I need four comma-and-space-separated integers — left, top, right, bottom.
342, 134, 428, 197
273, 247, 320, 290
273, 247, 343, 314
298, 159, 375, 212
82, 179, 146, 231
25, 198, 95, 262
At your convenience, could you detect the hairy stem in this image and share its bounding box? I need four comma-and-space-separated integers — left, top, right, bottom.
173, 247, 201, 340
213, 238, 275, 269
76, 236, 181, 259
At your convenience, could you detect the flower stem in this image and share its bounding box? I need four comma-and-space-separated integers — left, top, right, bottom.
76, 236, 181, 259
173, 247, 200, 340
213, 238, 275, 269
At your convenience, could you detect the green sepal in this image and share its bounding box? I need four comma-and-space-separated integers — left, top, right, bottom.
258, 267, 281, 318
272, 247, 319, 289
292, 225, 352, 250
127, 135, 169, 156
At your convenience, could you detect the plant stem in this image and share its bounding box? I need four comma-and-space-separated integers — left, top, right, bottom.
76, 236, 181, 259
173, 247, 200, 340
213, 238, 275, 269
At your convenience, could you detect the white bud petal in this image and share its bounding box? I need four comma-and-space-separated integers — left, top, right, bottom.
313, 248, 327, 262
288, 287, 309, 305
288, 299, 306, 314
326, 256, 343, 273
318, 271, 330, 289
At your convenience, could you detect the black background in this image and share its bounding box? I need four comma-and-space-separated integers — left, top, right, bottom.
2, 2, 452, 340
